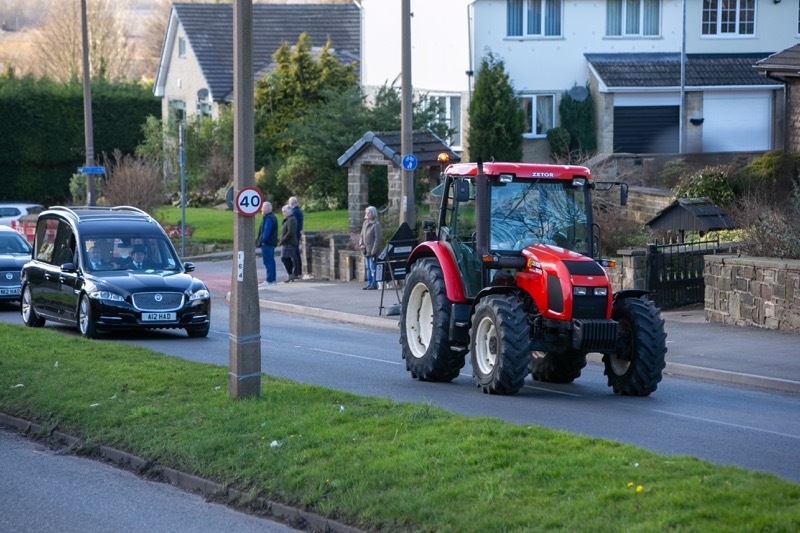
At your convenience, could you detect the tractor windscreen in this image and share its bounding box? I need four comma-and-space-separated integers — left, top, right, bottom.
489, 180, 589, 254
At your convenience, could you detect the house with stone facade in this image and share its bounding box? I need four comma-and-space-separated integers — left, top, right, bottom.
469, 0, 798, 161
755, 44, 800, 154
152, 2, 361, 124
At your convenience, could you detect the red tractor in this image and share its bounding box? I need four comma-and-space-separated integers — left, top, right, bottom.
400, 160, 667, 396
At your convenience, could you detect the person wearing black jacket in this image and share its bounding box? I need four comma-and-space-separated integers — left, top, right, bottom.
289, 196, 303, 277
256, 201, 278, 286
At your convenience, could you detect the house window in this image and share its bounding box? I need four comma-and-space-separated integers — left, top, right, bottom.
438, 95, 462, 148
607, 0, 661, 36
507, 0, 562, 37
197, 102, 212, 118
521, 94, 555, 137
169, 99, 186, 122
702, 0, 755, 36
178, 37, 186, 58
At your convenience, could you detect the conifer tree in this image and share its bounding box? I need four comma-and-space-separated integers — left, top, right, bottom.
467, 52, 524, 162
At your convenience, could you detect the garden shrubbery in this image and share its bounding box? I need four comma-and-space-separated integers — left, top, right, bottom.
669, 152, 800, 259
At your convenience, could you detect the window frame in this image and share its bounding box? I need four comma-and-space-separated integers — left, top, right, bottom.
606, 0, 662, 38
506, 0, 563, 38
701, 0, 756, 37
520, 93, 556, 138
178, 36, 187, 59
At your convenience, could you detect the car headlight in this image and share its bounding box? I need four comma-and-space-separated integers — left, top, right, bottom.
188, 288, 210, 301
89, 290, 125, 302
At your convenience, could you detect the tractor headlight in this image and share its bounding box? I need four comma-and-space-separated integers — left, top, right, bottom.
573, 287, 588, 296
593, 287, 608, 297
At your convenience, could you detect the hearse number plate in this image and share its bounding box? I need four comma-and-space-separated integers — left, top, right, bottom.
142, 312, 176, 322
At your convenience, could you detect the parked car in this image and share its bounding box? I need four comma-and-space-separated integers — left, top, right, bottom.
0, 202, 45, 229
20, 206, 211, 338
0, 224, 32, 304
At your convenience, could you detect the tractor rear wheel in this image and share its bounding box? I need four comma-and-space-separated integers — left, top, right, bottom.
469, 295, 530, 395
400, 259, 465, 382
602, 297, 667, 396
529, 349, 586, 384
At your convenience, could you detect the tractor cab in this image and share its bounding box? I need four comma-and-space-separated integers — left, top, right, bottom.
433, 161, 597, 298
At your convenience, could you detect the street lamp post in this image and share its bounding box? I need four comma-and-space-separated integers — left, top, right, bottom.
400, 0, 415, 228
80, 0, 96, 206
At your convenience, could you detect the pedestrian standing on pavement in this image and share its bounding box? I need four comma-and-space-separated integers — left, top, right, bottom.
256, 201, 278, 286
288, 196, 304, 278
359, 205, 382, 290
279, 204, 298, 282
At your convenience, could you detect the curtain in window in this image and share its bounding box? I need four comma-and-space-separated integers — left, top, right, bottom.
607, 0, 622, 36
643, 0, 660, 35
508, 0, 523, 36
528, 0, 542, 35
451, 97, 461, 146
625, 0, 640, 34
536, 95, 554, 135
544, 0, 561, 36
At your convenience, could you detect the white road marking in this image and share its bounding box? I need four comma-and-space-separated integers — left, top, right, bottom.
652, 409, 800, 440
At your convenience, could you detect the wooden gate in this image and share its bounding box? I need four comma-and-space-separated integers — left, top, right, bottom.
646, 238, 719, 309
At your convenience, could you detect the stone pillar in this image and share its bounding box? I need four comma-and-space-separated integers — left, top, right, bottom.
348, 164, 369, 233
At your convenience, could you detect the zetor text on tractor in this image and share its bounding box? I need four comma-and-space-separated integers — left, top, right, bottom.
400, 160, 667, 396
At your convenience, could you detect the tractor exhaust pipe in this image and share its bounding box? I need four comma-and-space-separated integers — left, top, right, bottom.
476, 158, 488, 257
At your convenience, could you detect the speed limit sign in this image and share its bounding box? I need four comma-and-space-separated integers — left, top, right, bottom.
235, 186, 263, 217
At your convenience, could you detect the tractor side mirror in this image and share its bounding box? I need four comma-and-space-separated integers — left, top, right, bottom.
455, 179, 470, 202
620, 183, 628, 206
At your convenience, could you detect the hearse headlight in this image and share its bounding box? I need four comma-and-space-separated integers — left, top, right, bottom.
188, 288, 210, 301
89, 290, 125, 302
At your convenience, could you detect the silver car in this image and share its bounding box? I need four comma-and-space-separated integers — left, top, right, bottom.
0, 224, 32, 303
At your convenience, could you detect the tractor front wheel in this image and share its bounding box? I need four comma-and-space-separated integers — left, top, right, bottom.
400, 259, 465, 382
469, 295, 530, 395
602, 297, 667, 396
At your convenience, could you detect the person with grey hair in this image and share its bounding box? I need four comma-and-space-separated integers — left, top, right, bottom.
279, 204, 298, 282
288, 196, 303, 278
358, 205, 382, 290
256, 201, 278, 286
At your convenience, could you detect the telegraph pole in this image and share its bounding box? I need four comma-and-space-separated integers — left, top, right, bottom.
400, 0, 415, 228
80, 0, 96, 206
229, 0, 261, 399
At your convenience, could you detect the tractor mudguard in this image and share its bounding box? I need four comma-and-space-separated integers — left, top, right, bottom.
613, 289, 651, 303
407, 242, 467, 303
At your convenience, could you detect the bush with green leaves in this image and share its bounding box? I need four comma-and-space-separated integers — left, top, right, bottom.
546, 127, 571, 161
673, 165, 736, 209
734, 150, 800, 205
558, 86, 596, 159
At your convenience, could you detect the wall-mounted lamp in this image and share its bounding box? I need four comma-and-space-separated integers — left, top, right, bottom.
689, 117, 704, 126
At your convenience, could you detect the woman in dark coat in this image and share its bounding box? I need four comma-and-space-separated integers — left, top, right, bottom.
279, 205, 298, 282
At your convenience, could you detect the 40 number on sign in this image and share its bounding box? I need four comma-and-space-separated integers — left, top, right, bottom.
235, 187, 263, 217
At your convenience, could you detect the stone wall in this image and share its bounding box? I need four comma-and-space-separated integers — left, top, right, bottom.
704, 255, 800, 333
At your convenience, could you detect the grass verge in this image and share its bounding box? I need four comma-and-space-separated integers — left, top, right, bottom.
153, 206, 350, 243
1, 322, 798, 531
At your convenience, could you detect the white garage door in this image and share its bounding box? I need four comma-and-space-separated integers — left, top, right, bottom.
703, 91, 771, 152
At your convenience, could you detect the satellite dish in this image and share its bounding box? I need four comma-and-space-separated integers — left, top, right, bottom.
568, 86, 589, 102
197, 88, 209, 101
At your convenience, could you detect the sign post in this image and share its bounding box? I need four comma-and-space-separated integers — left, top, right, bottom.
229, 0, 261, 399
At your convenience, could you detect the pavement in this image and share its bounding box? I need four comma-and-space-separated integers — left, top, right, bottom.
190, 252, 800, 395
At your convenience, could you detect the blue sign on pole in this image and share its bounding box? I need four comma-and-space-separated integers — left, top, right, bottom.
78, 166, 105, 174
401, 154, 418, 171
